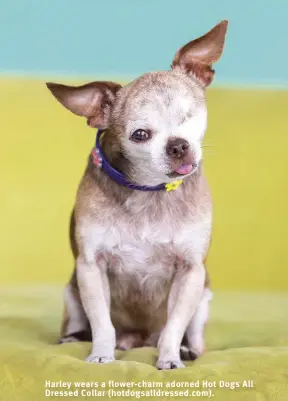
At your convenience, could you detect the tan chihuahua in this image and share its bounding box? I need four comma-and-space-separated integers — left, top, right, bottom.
47, 20, 228, 370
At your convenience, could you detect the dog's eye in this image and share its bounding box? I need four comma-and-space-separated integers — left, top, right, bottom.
131, 129, 151, 143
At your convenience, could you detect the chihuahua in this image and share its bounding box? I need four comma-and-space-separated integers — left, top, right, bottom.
47, 20, 228, 370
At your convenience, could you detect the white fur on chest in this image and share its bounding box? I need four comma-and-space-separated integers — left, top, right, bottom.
80, 211, 211, 274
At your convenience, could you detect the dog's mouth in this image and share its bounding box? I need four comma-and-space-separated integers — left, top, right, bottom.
175, 163, 194, 175
168, 162, 198, 178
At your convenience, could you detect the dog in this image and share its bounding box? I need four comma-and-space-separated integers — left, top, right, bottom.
47, 20, 228, 370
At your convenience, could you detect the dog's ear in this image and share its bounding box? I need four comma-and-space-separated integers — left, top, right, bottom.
172, 20, 228, 87
46, 81, 122, 128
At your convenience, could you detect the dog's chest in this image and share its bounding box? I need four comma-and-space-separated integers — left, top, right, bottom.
99, 218, 175, 270
93, 212, 209, 274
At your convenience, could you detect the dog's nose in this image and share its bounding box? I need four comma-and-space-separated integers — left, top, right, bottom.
166, 138, 189, 159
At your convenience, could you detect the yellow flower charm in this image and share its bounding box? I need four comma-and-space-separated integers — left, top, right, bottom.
165, 179, 183, 192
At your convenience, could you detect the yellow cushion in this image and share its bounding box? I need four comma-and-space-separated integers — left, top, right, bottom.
0, 286, 287, 401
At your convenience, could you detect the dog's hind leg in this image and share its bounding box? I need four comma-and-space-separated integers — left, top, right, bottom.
144, 331, 160, 347
58, 269, 91, 343
116, 332, 145, 350
180, 287, 212, 360
58, 210, 91, 344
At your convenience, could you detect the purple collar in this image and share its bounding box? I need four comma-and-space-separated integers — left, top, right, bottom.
91, 130, 183, 192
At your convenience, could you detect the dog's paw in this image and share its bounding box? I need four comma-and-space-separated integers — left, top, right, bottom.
58, 335, 80, 344
86, 354, 115, 364
180, 345, 200, 361
156, 359, 185, 370
58, 330, 92, 344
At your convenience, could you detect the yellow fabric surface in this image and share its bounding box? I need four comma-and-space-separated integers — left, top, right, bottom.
0, 286, 288, 401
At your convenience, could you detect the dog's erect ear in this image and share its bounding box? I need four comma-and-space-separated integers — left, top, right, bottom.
46, 81, 122, 128
172, 20, 228, 86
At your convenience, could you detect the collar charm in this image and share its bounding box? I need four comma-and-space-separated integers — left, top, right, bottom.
165, 180, 183, 192
91, 148, 103, 168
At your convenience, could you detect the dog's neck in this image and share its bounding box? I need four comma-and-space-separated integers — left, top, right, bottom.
88, 159, 203, 219
99, 129, 134, 181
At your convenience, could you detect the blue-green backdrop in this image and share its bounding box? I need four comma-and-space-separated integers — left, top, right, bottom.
0, 0, 287, 86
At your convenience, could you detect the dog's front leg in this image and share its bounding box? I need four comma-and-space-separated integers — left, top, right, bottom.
157, 263, 205, 370
77, 255, 115, 363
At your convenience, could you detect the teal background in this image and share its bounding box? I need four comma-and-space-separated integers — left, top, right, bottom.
0, 0, 287, 86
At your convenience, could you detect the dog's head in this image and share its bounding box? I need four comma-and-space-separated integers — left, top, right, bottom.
47, 21, 228, 185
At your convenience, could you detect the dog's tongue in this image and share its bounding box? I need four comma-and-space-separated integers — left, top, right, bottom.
175, 164, 193, 175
